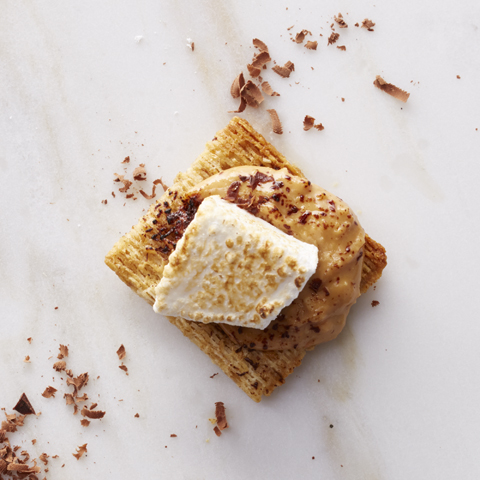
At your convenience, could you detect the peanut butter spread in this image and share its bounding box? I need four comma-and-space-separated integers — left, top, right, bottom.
148, 166, 364, 351
185, 166, 366, 351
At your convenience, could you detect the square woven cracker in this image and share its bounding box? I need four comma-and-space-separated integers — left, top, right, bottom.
105, 117, 387, 402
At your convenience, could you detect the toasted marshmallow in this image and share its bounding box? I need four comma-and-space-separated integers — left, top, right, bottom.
153, 196, 318, 329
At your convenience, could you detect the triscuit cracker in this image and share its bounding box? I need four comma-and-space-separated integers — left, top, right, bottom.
105, 117, 387, 402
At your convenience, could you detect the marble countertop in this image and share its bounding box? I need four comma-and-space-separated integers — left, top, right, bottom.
1, 0, 479, 478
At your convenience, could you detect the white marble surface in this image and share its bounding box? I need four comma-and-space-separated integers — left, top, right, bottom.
1, 0, 480, 478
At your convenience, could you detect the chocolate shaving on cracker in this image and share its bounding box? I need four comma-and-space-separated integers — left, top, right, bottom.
373, 75, 410, 103
252, 38, 268, 53
72, 444, 87, 460
240, 81, 264, 108
334, 13, 348, 28
303, 115, 315, 131
133, 164, 147, 181
13, 394, 35, 416
230, 73, 245, 99
81, 407, 105, 419
41, 387, 57, 399
328, 32, 340, 45
362, 19, 375, 31
272, 61, 295, 78
305, 41, 318, 50
294, 29, 311, 44
251, 51, 271, 68
53, 361, 66, 372
116, 344, 126, 360
261, 82, 280, 96
247, 64, 261, 78
267, 109, 283, 134
214, 402, 229, 431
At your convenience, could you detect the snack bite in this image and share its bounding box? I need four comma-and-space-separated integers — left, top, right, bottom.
105, 117, 387, 402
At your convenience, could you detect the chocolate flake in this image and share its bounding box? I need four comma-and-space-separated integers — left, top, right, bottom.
24, 356, 30, 363
116, 344, 126, 360
305, 40, 318, 50
72, 444, 87, 460
122, 156, 130, 163
272, 61, 295, 78
153, 178, 169, 192
362, 19, 375, 31
114, 174, 133, 193
210, 373, 218, 378
64, 393, 75, 406
373, 76, 410, 103
252, 38, 268, 53
247, 64, 261, 78
309, 278, 323, 293
134, 413, 140, 418
314, 123, 325, 131
251, 51, 271, 68
81, 407, 105, 419
303, 115, 315, 131
240, 80, 264, 108
230, 72, 245, 99
80, 419, 90, 427
119, 364, 129, 374
371, 300, 380, 307
337, 45, 346, 51
53, 360, 66, 372
139, 186, 157, 200
294, 29, 311, 44
261, 81, 280, 96
27, 338, 32, 344
213, 426, 222, 437
39, 453, 49, 466
334, 13, 348, 28
13, 394, 35, 416
170, 434, 177, 438
214, 402, 229, 431
133, 164, 147, 181
41, 387, 57, 399
328, 32, 340, 45
267, 109, 283, 134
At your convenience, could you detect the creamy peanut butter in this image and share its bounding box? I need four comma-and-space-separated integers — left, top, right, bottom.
185, 166, 365, 351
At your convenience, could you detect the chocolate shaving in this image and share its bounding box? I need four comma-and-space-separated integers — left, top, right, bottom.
24, 356, 30, 363
139, 186, 157, 200
58, 344, 69, 359
371, 300, 380, 307
116, 344, 126, 360
373, 76, 410, 103
337, 45, 346, 51
272, 61, 295, 78
170, 434, 177, 438
303, 115, 315, 131
240, 81, 264, 108
362, 19, 375, 31
304, 41, 318, 50
76, 393, 88, 402
27, 338, 32, 344
114, 174, 132, 193
53, 360, 66, 372
13, 394, 35, 416
41, 387, 57, 399
214, 402, 229, 431
81, 407, 105, 419
334, 13, 348, 28
261, 82, 280, 96
153, 178, 169, 192
314, 123, 325, 131
80, 419, 90, 427
294, 29, 311, 44
251, 51, 271, 68
72, 444, 87, 460
119, 364, 128, 374
213, 426, 222, 437
64, 393, 75, 406
39, 453, 48, 466
252, 38, 268, 53
230, 73, 245, 99
247, 64, 261, 78
267, 109, 283, 134
133, 164, 147, 181
328, 32, 340, 45
228, 96, 247, 114
122, 156, 130, 163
